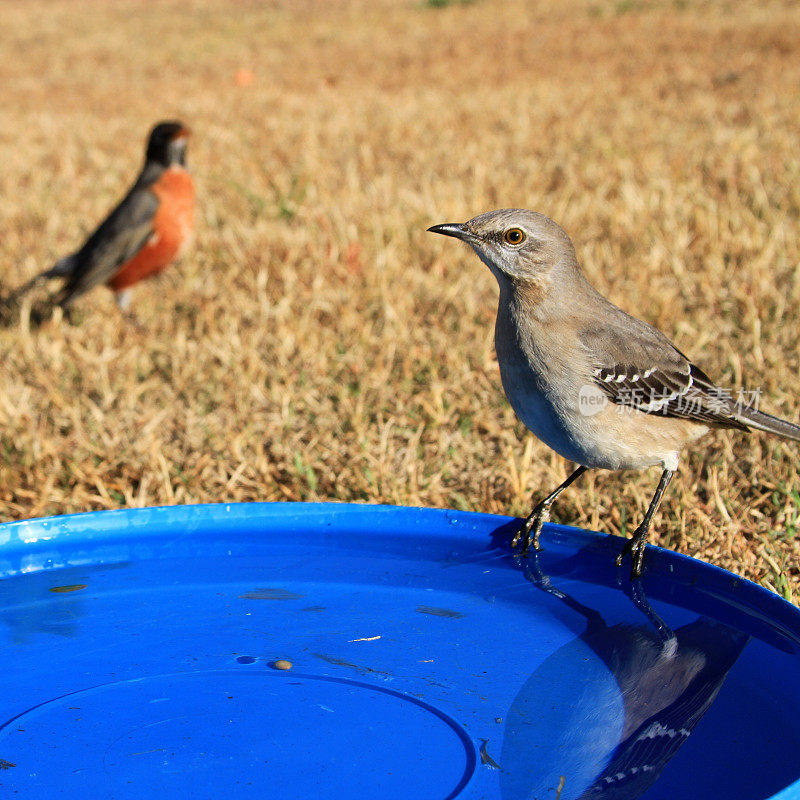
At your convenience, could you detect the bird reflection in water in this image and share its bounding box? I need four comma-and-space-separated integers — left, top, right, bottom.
500, 553, 749, 800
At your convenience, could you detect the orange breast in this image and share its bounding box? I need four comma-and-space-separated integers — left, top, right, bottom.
107, 167, 195, 292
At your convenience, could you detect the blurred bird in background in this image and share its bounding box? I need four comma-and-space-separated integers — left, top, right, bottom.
5, 120, 194, 315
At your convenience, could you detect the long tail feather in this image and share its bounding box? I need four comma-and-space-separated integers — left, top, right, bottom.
738, 407, 800, 442
2, 273, 49, 306
1, 255, 76, 308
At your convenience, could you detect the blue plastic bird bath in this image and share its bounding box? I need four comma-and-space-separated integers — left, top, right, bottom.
0, 502, 799, 799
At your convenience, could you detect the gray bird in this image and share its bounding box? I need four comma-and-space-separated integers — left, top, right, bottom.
429, 208, 800, 577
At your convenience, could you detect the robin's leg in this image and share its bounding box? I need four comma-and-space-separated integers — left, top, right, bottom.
616, 468, 675, 579
512, 466, 588, 554
115, 289, 133, 312
114, 290, 147, 332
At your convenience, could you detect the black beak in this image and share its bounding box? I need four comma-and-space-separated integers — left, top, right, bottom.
427, 222, 473, 242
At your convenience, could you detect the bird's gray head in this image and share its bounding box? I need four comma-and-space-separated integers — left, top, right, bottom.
428, 209, 579, 293
146, 120, 191, 167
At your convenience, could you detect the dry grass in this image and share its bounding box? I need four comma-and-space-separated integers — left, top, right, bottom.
1, 0, 799, 599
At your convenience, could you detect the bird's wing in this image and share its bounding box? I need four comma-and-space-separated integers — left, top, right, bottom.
55, 183, 160, 307
579, 309, 750, 431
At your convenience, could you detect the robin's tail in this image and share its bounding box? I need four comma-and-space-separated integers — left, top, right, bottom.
738, 406, 800, 443
2, 255, 76, 307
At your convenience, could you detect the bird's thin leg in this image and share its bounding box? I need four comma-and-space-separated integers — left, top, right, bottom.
512, 465, 588, 554
624, 579, 675, 649
115, 289, 133, 312
113, 290, 147, 332
616, 468, 675, 579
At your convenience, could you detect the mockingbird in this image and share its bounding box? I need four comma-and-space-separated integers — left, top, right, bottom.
429, 208, 800, 577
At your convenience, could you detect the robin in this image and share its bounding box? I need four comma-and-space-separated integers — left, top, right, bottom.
7, 121, 194, 313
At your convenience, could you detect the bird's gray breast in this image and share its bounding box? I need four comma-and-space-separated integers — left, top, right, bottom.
493, 298, 587, 463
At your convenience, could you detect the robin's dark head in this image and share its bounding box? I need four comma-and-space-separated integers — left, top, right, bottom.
145, 121, 191, 167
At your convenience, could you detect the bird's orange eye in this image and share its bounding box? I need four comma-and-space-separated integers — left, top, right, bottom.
503, 227, 526, 245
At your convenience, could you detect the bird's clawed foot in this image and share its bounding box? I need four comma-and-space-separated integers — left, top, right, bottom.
615, 523, 650, 579
511, 501, 550, 555
123, 311, 147, 335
